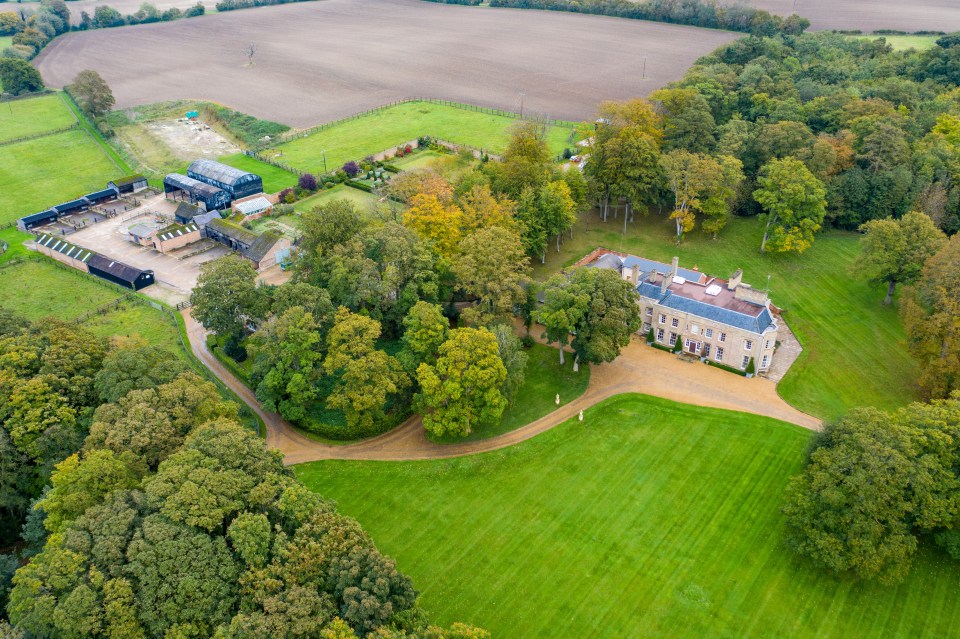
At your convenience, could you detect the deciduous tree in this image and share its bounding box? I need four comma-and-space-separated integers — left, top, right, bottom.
415, 328, 507, 438
191, 255, 264, 349
452, 227, 530, 326
68, 69, 115, 118
536, 274, 589, 365
250, 306, 323, 422
568, 267, 641, 366
94, 342, 187, 403
854, 211, 947, 304
753, 157, 827, 253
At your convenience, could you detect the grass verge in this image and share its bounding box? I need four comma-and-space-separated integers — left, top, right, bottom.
533, 211, 918, 421
296, 393, 960, 638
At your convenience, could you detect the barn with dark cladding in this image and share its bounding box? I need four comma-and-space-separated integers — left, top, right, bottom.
187, 159, 263, 200
163, 173, 231, 212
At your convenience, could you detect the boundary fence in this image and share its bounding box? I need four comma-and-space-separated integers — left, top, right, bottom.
0, 123, 80, 148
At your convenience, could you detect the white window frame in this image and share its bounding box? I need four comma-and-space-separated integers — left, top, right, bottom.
659, 314, 666, 325
715, 347, 724, 362
671, 317, 679, 328
742, 355, 750, 369
761, 354, 769, 368
690, 324, 700, 335
656, 328, 664, 342
705, 328, 713, 339
744, 339, 753, 351
646, 307, 653, 316
719, 332, 726, 343
765, 339, 771, 349
669, 332, 677, 345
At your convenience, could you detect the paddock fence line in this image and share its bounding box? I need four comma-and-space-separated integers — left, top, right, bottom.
0, 123, 80, 148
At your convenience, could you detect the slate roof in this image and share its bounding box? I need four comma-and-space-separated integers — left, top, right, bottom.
656, 292, 775, 334
86, 254, 148, 283
245, 231, 281, 262
206, 218, 259, 245
20, 210, 57, 225
174, 201, 203, 221
35, 233, 95, 262
188, 160, 255, 187
157, 222, 199, 242
588, 252, 706, 283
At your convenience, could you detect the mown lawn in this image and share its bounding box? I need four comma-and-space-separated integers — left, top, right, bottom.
272, 101, 576, 176
0, 260, 184, 358
218, 152, 298, 193
0, 129, 123, 225
292, 185, 380, 213
297, 394, 960, 639
390, 150, 447, 171
533, 212, 918, 421
0, 93, 76, 143
430, 342, 590, 443
0, 228, 33, 265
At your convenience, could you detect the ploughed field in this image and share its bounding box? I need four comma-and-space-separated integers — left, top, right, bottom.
741, 0, 960, 33
34, 0, 738, 128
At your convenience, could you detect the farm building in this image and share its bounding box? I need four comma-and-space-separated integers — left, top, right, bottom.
233, 195, 273, 219
85, 186, 120, 205
163, 173, 231, 211
18, 210, 58, 232
174, 201, 204, 224
86, 254, 155, 290
34, 233, 95, 271
52, 198, 91, 217
109, 174, 149, 194
582, 249, 780, 374
205, 218, 291, 270
129, 221, 201, 253
187, 160, 263, 200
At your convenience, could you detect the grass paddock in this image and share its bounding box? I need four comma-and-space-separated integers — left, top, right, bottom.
0, 93, 76, 143
297, 394, 960, 638
272, 101, 576, 176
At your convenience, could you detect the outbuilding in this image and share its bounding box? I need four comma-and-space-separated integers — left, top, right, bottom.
187, 159, 263, 200
86, 254, 155, 290
163, 173, 231, 211
109, 175, 149, 194
205, 218, 291, 270
173, 201, 204, 224
233, 195, 273, 219
34, 233, 95, 271
52, 198, 90, 216
84, 186, 119, 205
17, 209, 58, 231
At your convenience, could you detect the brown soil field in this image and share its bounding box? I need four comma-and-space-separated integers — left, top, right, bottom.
740, 0, 960, 33
34, 0, 737, 128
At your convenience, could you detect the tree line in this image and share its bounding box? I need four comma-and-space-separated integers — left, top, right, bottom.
0, 310, 487, 638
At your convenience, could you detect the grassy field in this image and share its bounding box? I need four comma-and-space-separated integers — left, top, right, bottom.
0, 228, 33, 265
848, 34, 938, 51
292, 185, 380, 213
0, 93, 76, 143
218, 152, 298, 193
0, 128, 123, 225
533, 212, 918, 421
390, 150, 447, 171
430, 342, 590, 443
0, 260, 182, 355
297, 393, 960, 638
272, 101, 576, 176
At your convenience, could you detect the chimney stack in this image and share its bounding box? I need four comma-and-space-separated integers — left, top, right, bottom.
671, 256, 679, 280
631, 263, 640, 285
727, 268, 743, 291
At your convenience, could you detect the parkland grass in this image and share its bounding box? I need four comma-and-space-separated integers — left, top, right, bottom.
0, 129, 123, 225
0, 228, 33, 265
0, 93, 76, 143
297, 393, 960, 638
430, 342, 590, 443
218, 152, 298, 193
272, 101, 576, 176
292, 185, 380, 214
533, 211, 918, 421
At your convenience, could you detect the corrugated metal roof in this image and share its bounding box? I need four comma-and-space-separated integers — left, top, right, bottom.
35, 233, 94, 262
87, 253, 149, 283
234, 197, 272, 215
164, 173, 227, 198
188, 160, 256, 188
20, 210, 57, 224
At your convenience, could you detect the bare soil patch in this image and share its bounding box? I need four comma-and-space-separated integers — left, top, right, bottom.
145, 119, 240, 161
740, 0, 960, 33
35, 0, 737, 128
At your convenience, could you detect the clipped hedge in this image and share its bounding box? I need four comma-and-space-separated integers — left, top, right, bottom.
345, 180, 374, 193
706, 360, 748, 376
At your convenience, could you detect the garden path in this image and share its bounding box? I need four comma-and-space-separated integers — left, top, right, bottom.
182, 311, 822, 466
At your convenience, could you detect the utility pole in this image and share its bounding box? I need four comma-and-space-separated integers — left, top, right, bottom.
321, 150, 327, 173
519, 91, 525, 118
642, 57, 646, 79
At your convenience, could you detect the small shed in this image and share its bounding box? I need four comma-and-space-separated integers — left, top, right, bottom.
84, 186, 119, 205
109, 175, 149, 195
163, 173, 231, 211
52, 198, 90, 216
86, 254, 154, 290
173, 201, 204, 224
18, 209, 58, 231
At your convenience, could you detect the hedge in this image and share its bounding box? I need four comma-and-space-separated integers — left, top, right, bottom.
706, 360, 748, 376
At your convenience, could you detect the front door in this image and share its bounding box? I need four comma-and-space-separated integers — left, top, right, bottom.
684, 339, 700, 354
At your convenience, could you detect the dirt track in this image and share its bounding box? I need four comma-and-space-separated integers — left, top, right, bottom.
742, 0, 960, 32
35, 0, 737, 128
182, 311, 820, 466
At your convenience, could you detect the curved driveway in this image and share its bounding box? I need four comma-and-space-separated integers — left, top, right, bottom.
182, 311, 821, 466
